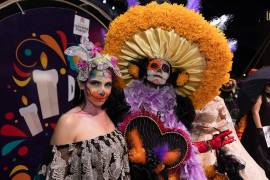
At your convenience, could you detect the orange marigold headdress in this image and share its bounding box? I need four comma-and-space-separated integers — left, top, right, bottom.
103, 2, 233, 109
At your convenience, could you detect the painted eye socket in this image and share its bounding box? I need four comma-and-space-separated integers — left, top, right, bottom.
150, 62, 159, 69
105, 82, 112, 88
89, 80, 100, 86
162, 64, 170, 73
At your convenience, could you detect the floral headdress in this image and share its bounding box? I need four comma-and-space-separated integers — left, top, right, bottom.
65, 34, 121, 81
104, 3, 233, 109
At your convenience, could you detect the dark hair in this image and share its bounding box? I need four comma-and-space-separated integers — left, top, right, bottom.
262, 82, 270, 99
216, 149, 245, 180
265, 82, 270, 88
73, 70, 130, 126
131, 59, 195, 130
172, 69, 195, 130
174, 95, 195, 130
130, 58, 149, 80
102, 86, 130, 125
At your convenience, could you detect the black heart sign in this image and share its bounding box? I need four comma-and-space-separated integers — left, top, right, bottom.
120, 110, 192, 169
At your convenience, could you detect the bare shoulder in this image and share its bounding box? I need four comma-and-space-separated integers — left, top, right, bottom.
50, 108, 80, 145
255, 95, 262, 105
57, 112, 76, 128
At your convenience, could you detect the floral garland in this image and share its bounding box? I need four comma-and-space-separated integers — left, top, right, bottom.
104, 2, 233, 109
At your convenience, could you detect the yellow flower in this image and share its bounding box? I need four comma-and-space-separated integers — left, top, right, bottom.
176, 72, 189, 87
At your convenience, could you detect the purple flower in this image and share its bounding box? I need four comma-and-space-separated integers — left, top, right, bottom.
111, 56, 118, 66
77, 60, 88, 69
89, 45, 102, 57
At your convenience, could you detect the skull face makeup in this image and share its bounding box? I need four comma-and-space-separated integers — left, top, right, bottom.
84, 69, 113, 107
147, 59, 170, 85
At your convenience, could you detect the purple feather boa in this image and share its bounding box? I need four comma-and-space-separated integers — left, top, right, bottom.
124, 80, 206, 180
127, 0, 139, 7
186, 0, 201, 13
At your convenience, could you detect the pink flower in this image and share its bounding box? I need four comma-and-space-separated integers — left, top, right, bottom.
90, 44, 102, 57
111, 56, 118, 66
77, 60, 88, 69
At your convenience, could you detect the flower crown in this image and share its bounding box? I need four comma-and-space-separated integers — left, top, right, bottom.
64, 35, 121, 81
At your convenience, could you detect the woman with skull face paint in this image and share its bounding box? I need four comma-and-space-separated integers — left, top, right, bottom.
38, 36, 130, 179
147, 59, 170, 86
104, 3, 236, 180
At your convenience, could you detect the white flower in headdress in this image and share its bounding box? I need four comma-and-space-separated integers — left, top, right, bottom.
64, 34, 121, 81
64, 33, 97, 61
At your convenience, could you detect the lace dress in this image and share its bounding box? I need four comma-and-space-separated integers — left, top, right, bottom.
39, 130, 130, 180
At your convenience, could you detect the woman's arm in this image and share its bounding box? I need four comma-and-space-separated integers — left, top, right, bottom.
252, 95, 262, 128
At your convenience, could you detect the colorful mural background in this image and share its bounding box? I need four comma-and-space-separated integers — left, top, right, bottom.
0, 7, 106, 179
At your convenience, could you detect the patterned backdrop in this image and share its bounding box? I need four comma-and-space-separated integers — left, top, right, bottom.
0, 7, 106, 179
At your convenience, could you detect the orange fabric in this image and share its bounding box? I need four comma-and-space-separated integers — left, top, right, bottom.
235, 115, 247, 140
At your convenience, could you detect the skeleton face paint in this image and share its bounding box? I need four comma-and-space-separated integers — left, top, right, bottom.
147, 59, 170, 85
84, 69, 112, 107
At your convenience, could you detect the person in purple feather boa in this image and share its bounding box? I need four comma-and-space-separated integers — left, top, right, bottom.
121, 58, 234, 180
103, 3, 235, 179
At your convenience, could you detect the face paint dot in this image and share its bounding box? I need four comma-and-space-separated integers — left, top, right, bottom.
14, 89, 17, 93
5, 112, 14, 120
59, 68, 66, 75
45, 133, 48, 136
12, 158, 16, 162
32, 33, 36, 37
15, 120, 18, 123
18, 146, 28, 156
45, 123, 48, 127
24, 49, 32, 56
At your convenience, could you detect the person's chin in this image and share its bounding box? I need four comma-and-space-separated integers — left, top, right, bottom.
152, 78, 166, 85
88, 99, 105, 107
94, 101, 106, 107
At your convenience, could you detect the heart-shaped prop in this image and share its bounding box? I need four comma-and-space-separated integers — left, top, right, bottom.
119, 110, 192, 169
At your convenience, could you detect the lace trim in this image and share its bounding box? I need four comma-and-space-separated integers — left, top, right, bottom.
42, 131, 130, 179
